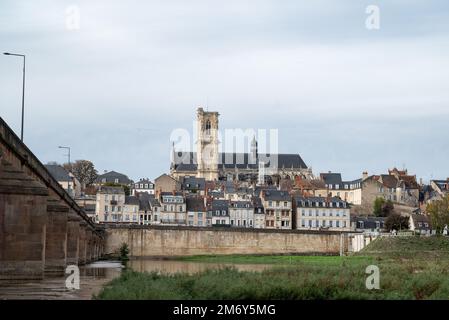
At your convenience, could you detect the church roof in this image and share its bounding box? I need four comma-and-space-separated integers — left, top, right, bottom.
173, 152, 307, 172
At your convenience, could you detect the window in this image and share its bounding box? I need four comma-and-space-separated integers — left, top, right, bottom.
114, 178, 119, 183
301, 219, 305, 227
222, 210, 226, 216
336, 221, 340, 228
105, 205, 108, 212
284, 201, 288, 207
111, 206, 115, 212
329, 220, 333, 227
308, 210, 312, 217
145, 184, 148, 188
302, 209, 305, 216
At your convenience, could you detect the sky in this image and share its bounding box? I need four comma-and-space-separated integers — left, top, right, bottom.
1, 0, 448, 183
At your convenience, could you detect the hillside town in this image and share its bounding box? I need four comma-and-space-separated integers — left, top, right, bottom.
43, 108, 448, 236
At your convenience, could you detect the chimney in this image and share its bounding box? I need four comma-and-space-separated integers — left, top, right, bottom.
362, 171, 368, 181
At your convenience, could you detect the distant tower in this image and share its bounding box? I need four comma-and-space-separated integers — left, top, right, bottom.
250, 135, 258, 164
196, 107, 219, 180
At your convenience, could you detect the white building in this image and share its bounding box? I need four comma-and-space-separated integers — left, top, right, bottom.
95, 186, 126, 223
229, 201, 254, 228
132, 178, 155, 195
159, 192, 186, 225
295, 196, 351, 231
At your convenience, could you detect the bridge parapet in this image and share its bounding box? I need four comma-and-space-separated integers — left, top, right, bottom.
0, 117, 105, 279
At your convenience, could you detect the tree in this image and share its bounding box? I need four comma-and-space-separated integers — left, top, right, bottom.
427, 195, 449, 233
373, 197, 394, 217
385, 213, 409, 231
373, 197, 384, 216
64, 160, 98, 189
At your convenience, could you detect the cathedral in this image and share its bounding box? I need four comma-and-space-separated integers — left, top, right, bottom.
170, 107, 313, 184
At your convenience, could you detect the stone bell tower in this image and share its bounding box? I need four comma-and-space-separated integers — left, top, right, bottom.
196, 107, 219, 180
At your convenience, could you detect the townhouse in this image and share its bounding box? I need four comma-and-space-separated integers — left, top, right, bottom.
260, 190, 292, 229
295, 196, 350, 231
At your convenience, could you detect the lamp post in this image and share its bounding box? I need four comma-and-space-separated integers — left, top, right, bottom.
3, 52, 26, 142
59, 146, 71, 195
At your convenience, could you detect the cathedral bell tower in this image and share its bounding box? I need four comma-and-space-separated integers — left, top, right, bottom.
196, 107, 219, 180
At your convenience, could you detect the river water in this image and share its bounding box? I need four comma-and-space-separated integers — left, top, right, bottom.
0, 259, 277, 300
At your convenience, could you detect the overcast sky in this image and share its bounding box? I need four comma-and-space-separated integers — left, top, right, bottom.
1, 0, 448, 182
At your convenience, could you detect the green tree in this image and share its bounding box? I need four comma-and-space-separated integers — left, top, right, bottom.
385, 213, 409, 231
373, 197, 385, 216
373, 197, 394, 217
427, 195, 449, 233
119, 243, 130, 261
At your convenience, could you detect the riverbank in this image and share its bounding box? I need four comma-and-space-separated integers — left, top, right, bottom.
96, 236, 449, 300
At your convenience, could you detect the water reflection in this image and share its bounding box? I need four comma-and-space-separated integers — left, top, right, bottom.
0, 259, 278, 300
128, 259, 276, 274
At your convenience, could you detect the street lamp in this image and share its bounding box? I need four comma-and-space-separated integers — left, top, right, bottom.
3, 52, 26, 142
58, 146, 71, 194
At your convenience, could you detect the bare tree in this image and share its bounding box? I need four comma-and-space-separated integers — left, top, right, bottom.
64, 160, 98, 189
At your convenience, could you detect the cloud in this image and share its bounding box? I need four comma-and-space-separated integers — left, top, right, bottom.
1, 0, 448, 181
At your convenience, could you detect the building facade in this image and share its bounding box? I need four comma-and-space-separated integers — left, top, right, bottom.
295, 196, 350, 231
229, 200, 254, 228
260, 190, 292, 229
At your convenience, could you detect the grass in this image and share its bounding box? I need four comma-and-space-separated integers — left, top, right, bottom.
95, 236, 449, 300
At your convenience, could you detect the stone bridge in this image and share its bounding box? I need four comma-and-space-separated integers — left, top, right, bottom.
0, 117, 105, 279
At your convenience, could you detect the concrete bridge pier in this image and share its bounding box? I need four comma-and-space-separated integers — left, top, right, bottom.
44, 198, 69, 275
85, 229, 94, 263
0, 161, 49, 280
78, 222, 88, 265
66, 212, 80, 265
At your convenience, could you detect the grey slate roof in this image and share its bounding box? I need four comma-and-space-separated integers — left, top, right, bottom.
125, 196, 140, 206
263, 190, 291, 201
45, 164, 71, 182
181, 176, 206, 191
173, 152, 307, 172
210, 199, 229, 213
137, 192, 154, 211
295, 196, 348, 208
96, 170, 132, 184
351, 216, 386, 230
230, 201, 254, 209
